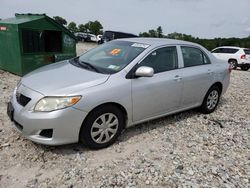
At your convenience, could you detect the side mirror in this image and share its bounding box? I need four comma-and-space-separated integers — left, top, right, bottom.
135, 66, 154, 77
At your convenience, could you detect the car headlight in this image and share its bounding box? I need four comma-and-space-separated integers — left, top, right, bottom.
34, 96, 81, 112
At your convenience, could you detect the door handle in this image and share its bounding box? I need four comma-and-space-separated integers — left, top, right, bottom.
174, 75, 182, 81
208, 69, 214, 75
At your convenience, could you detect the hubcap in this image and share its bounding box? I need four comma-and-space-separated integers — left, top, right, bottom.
207, 90, 219, 110
230, 61, 237, 69
90, 113, 119, 144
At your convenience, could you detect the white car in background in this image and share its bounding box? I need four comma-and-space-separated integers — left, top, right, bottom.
89, 34, 98, 42
97, 35, 102, 44
212, 46, 250, 71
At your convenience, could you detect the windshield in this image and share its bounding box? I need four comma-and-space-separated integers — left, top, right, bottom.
77, 41, 149, 74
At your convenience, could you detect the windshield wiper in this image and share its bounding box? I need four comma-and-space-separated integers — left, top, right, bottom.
69, 57, 79, 65
79, 61, 102, 73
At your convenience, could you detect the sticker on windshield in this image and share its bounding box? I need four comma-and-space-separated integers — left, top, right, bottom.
132, 43, 150, 49
108, 65, 120, 70
110, 48, 121, 55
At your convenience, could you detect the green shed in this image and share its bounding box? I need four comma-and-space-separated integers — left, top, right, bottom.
0, 13, 76, 76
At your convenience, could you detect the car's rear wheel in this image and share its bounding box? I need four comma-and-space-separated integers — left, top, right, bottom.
79, 105, 124, 149
241, 66, 249, 71
229, 60, 237, 70
200, 85, 221, 114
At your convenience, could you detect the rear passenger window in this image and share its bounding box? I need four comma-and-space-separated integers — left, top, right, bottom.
139, 46, 178, 73
214, 48, 239, 54
181, 46, 210, 67
212, 48, 239, 54
223, 48, 239, 54
212, 48, 222, 53
244, 49, 250, 55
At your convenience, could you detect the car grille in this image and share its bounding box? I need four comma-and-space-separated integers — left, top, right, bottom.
16, 93, 31, 107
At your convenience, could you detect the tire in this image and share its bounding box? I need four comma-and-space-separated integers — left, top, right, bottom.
79, 105, 125, 149
241, 66, 249, 71
200, 85, 221, 114
229, 60, 237, 70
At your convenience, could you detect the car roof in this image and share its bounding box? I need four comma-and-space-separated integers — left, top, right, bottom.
117, 37, 199, 47
104, 30, 138, 37
215, 46, 241, 49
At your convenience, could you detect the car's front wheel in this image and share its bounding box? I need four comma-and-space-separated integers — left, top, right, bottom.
229, 60, 237, 70
200, 85, 221, 114
79, 105, 125, 149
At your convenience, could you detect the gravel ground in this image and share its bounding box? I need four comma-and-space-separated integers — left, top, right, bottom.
0, 43, 249, 188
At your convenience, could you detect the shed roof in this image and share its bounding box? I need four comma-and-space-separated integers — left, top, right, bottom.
0, 14, 45, 24
0, 13, 76, 39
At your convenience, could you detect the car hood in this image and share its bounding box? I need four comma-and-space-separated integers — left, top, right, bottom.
21, 60, 110, 95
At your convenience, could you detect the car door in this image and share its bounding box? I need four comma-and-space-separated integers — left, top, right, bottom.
179, 46, 213, 107
131, 46, 183, 122
212, 48, 223, 59
244, 49, 250, 63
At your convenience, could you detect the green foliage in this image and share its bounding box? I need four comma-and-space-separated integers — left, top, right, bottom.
67, 22, 78, 33
78, 24, 88, 33
148, 29, 158, 37
139, 32, 151, 37
156, 26, 163, 38
87, 21, 103, 35
166, 33, 250, 50
139, 26, 163, 38
54, 16, 250, 49
53, 16, 67, 25
75, 21, 103, 35
139, 26, 250, 50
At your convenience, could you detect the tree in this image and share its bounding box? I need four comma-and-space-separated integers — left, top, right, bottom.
148, 29, 157, 37
139, 26, 164, 38
88, 21, 103, 35
78, 24, 88, 33
156, 26, 163, 38
53, 16, 67, 25
139, 32, 150, 37
67, 22, 78, 33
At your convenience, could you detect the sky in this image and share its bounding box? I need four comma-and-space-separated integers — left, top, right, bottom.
1, 0, 250, 39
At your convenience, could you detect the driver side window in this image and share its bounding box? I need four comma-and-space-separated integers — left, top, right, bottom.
138, 46, 178, 74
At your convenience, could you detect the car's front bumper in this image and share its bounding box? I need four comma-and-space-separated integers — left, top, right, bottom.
8, 84, 87, 145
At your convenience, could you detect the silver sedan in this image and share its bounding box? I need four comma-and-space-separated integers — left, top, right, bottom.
7, 38, 231, 149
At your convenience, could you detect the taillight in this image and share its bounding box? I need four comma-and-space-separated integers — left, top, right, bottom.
241, 54, 246, 59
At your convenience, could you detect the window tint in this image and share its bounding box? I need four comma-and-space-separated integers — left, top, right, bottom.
22, 30, 62, 53
212, 48, 222, 53
223, 48, 239, 54
212, 48, 239, 54
181, 46, 210, 67
244, 49, 250, 55
138, 46, 178, 73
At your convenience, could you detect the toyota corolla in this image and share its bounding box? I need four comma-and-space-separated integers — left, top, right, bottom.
7, 38, 230, 149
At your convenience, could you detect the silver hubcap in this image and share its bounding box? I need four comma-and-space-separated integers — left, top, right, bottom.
207, 90, 219, 110
91, 113, 119, 144
230, 62, 237, 69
